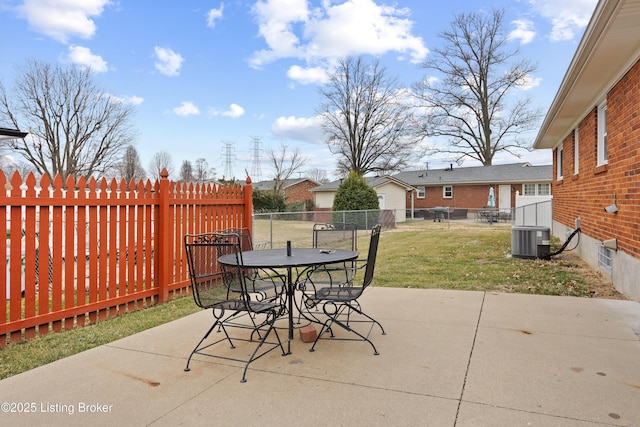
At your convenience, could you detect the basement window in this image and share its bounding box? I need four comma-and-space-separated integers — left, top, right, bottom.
598, 245, 613, 276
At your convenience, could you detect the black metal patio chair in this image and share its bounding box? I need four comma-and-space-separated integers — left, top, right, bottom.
297, 222, 358, 323
183, 232, 287, 382
302, 224, 386, 355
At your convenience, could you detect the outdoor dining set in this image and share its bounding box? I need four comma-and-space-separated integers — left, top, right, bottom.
182, 223, 385, 382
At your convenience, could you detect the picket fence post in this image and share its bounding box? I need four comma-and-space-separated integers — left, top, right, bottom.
157, 168, 171, 303
244, 176, 253, 239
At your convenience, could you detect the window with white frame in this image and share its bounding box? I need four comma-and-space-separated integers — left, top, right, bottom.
523, 183, 550, 196
443, 185, 452, 198
557, 146, 563, 180
538, 183, 550, 195
574, 128, 579, 175
597, 101, 608, 166
417, 186, 425, 198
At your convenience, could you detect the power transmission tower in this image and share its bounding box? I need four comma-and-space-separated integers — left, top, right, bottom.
249, 136, 263, 182
221, 140, 235, 180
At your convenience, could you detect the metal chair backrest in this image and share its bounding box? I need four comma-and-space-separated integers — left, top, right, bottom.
362, 224, 381, 289
222, 227, 253, 251
313, 222, 357, 251
184, 233, 229, 309
209, 232, 247, 296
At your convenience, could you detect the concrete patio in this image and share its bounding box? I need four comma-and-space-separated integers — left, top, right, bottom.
1, 288, 639, 426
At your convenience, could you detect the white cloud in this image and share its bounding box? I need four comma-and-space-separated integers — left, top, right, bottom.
107, 94, 144, 105
517, 73, 542, 90
154, 46, 184, 76
123, 95, 144, 105
286, 65, 329, 85
209, 103, 245, 118
222, 103, 245, 118
66, 45, 108, 72
272, 115, 325, 144
528, 0, 598, 41
250, 0, 309, 67
18, 0, 110, 43
250, 0, 427, 70
207, 3, 224, 28
173, 101, 200, 116
509, 19, 536, 45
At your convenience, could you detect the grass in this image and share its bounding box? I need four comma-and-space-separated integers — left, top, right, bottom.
0, 221, 605, 379
376, 221, 591, 296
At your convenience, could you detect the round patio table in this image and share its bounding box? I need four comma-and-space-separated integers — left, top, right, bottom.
218, 247, 358, 354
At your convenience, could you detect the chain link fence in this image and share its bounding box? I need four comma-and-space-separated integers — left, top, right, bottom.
252, 209, 398, 249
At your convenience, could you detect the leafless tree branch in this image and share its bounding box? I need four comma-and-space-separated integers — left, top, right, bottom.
319, 56, 423, 176
413, 9, 542, 165
267, 143, 307, 195
0, 60, 137, 181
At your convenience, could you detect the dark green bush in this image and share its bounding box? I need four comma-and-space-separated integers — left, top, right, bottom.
253, 189, 286, 212
332, 172, 379, 229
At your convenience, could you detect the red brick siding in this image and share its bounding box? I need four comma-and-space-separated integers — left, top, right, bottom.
407, 184, 520, 209
553, 58, 640, 258
284, 181, 318, 204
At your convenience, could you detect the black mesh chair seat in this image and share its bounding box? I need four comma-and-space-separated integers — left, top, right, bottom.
314, 285, 363, 301
206, 298, 279, 314
183, 232, 287, 382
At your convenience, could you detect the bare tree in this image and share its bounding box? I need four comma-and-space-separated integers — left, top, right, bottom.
267, 143, 306, 196
0, 60, 137, 182
413, 9, 542, 165
148, 150, 174, 180
179, 160, 193, 182
0, 156, 34, 177
306, 168, 329, 183
115, 144, 146, 182
193, 157, 216, 182
319, 56, 420, 176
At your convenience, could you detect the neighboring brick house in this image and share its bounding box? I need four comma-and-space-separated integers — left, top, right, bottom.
533, 0, 640, 299
253, 178, 320, 206
393, 163, 552, 216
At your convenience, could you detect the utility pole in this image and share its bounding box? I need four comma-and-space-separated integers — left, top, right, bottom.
222, 140, 235, 180
249, 136, 263, 182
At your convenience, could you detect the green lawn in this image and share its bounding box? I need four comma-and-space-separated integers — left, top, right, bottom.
376, 221, 591, 296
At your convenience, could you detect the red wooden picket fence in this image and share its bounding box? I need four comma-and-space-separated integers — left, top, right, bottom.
1, 169, 253, 347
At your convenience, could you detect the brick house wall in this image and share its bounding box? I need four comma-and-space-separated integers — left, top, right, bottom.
553, 57, 640, 260
284, 180, 318, 205
407, 184, 522, 209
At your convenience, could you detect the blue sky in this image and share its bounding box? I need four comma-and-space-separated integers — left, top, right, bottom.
0, 0, 598, 181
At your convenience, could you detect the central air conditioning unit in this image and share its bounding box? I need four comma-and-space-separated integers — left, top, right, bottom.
511, 226, 550, 259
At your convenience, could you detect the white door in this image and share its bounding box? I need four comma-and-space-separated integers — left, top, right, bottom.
499, 185, 511, 211
377, 193, 386, 209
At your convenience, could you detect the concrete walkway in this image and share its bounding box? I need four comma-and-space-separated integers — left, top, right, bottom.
1, 288, 639, 426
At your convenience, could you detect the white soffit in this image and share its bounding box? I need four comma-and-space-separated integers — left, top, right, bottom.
534, 0, 640, 149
